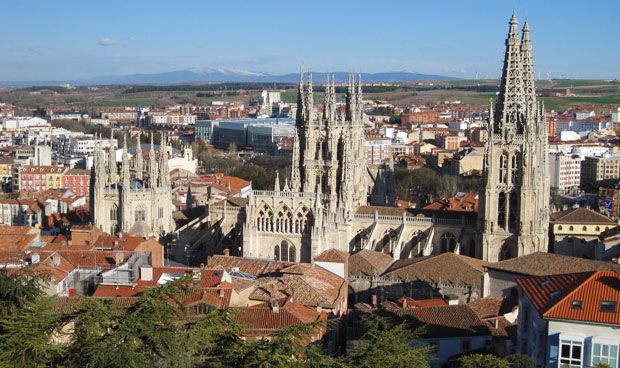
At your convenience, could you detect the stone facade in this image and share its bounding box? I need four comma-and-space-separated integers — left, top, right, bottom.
478, 15, 550, 261
91, 132, 175, 237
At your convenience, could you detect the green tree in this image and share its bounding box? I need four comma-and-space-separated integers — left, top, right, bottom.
457, 354, 510, 368
346, 315, 431, 368
505, 354, 536, 368
0, 269, 43, 315
0, 297, 67, 368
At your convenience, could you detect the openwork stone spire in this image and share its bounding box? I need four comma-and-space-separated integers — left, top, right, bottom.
521, 20, 536, 113
494, 13, 525, 135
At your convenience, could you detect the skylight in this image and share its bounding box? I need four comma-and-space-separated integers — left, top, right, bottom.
549, 291, 560, 298
540, 279, 551, 287
601, 301, 617, 313
571, 300, 582, 309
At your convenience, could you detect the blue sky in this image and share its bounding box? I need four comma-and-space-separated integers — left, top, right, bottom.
1, 0, 619, 81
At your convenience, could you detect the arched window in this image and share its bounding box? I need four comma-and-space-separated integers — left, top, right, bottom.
511, 154, 520, 185
498, 192, 507, 230
134, 206, 146, 222
569, 226, 574, 231
110, 205, 118, 221
274, 245, 280, 261
440, 233, 457, 253
289, 245, 296, 262
582, 226, 587, 231
508, 191, 518, 229
280, 241, 290, 262
499, 153, 508, 184
595, 226, 600, 231
558, 225, 563, 230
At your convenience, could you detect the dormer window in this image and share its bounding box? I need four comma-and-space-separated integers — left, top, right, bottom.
571, 300, 582, 309
540, 279, 551, 287
601, 301, 616, 313
549, 291, 560, 298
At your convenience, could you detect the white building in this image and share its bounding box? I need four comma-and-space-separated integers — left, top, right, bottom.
2, 117, 49, 130
549, 152, 581, 193
517, 270, 619, 368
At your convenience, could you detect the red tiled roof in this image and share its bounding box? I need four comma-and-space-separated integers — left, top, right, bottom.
486, 252, 620, 276
411, 304, 490, 338
200, 268, 225, 288
423, 191, 478, 212
207, 255, 293, 276
383, 253, 486, 287
550, 207, 616, 225
314, 249, 348, 263
518, 270, 620, 325
349, 249, 394, 277
397, 296, 447, 308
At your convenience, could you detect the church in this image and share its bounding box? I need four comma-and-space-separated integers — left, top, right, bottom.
90, 132, 175, 237
175, 14, 549, 264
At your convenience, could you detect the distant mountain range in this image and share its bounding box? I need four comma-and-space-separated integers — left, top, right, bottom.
0, 68, 459, 87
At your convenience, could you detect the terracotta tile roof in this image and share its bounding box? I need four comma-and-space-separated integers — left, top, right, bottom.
230, 300, 325, 337
207, 255, 293, 277
518, 270, 620, 325
200, 268, 225, 288
93, 284, 145, 298
423, 191, 479, 212
314, 249, 348, 263
383, 253, 486, 287
467, 297, 518, 320
397, 296, 447, 308
349, 249, 394, 277
250, 264, 346, 309
485, 252, 620, 276
200, 288, 232, 309
410, 304, 491, 338
550, 207, 616, 225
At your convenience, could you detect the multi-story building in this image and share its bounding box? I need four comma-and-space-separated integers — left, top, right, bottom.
62, 169, 90, 197
548, 152, 581, 193
580, 154, 620, 188
19, 165, 66, 192
147, 113, 196, 126
517, 270, 619, 367
364, 134, 392, 165
550, 207, 616, 259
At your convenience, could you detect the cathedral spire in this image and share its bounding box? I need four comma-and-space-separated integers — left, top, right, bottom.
306, 71, 314, 123
494, 13, 524, 135
149, 132, 157, 188
356, 73, 363, 122
158, 131, 170, 188
108, 130, 117, 184
135, 132, 143, 180
274, 171, 280, 192
345, 73, 355, 121
121, 133, 131, 232
296, 68, 305, 128
521, 19, 536, 112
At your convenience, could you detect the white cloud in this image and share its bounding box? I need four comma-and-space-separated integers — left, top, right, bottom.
98, 37, 119, 47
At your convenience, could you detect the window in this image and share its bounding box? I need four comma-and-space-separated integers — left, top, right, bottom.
461, 339, 471, 352
134, 206, 146, 222
280, 241, 289, 262
560, 339, 583, 368
601, 301, 617, 313
558, 225, 563, 231
440, 233, 457, 253
110, 205, 118, 221
582, 226, 587, 231
569, 226, 574, 231
592, 342, 618, 368
274, 245, 280, 261
596, 226, 600, 231
571, 300, 582, 309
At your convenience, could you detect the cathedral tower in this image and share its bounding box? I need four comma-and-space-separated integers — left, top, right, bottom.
478, 14, 549, 261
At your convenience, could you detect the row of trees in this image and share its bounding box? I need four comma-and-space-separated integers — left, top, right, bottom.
394, 167, 479, 206
193, 141, 291, 190
0, 270, 542, 368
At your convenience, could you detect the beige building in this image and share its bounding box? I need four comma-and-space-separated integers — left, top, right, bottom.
449, 147, 484, 176
550, 207, 616, 259
580, 154, 620, 188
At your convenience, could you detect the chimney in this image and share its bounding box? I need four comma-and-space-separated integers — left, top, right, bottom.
219, 289, 225, 298
402, 298, 408, 309
52, 253, 61, 267
223, 248, 230, 256
140, 266, 153, 281
494, 318, 499, 329
371, 294, 378, 308
270, 298, 279, 313
114, 251, 124, 266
